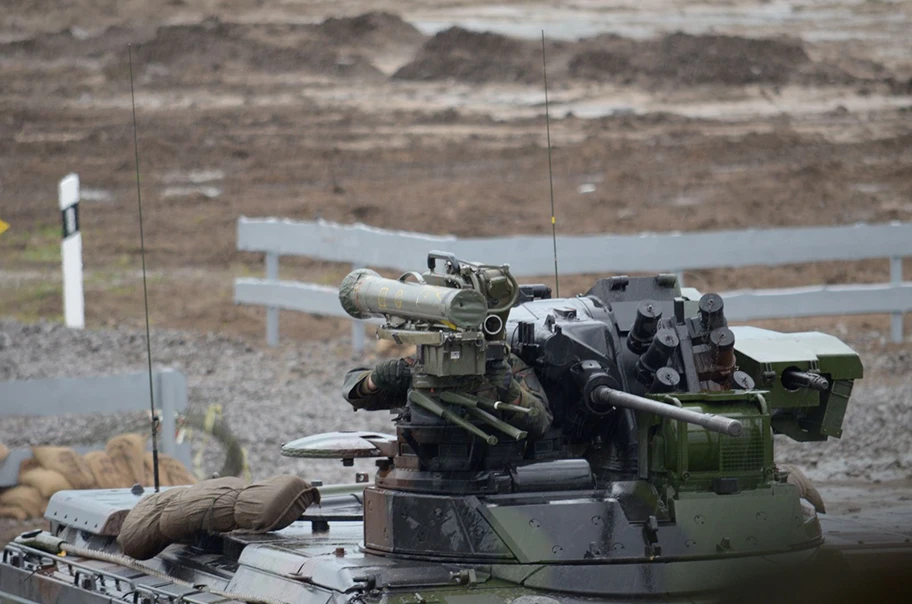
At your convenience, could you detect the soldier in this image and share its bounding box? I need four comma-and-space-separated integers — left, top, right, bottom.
342, 353, 553, 438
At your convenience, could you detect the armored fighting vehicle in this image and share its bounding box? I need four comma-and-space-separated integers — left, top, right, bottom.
2, 253, 909, 603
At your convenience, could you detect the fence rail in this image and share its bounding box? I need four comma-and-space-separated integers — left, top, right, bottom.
235, 217, 912, 347
0, 369, 190, 486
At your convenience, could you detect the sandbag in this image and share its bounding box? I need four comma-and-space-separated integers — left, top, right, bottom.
161, 454, 197, 486
18, 468, 73, 499
159, 477, 245, 540
18, 458, 39, 475
142, 452, 197, 487
84, 451, 132, 489
783, 464, 826, 514
0, 486, 45, 519
234, 475, 320, 532
0, 505, 28, 521
31, 447, 95, 490
0, 442, 8, 463
117, 487, 184, 560
107, 434, 146, 485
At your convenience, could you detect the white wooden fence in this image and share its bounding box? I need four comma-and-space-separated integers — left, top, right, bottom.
0, 369, 190, 486
234, 218, 912, 348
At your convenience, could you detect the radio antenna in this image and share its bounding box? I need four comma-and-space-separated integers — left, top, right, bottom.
129, 44, 161, 492
541, 31, 559, 297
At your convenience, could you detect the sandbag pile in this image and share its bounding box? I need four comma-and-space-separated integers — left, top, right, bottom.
118, 475, 320, 560
0, 433, 198, 521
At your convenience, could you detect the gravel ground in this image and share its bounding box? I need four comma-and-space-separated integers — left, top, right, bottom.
0, 319, 392, 486
2, 318, 911, 486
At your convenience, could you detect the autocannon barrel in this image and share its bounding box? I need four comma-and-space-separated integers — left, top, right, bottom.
591, 387, 743, 437
339, 268, 488, 329
781, 369, 829, 392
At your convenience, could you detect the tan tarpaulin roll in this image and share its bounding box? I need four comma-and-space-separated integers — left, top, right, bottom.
18, 458, 39, 475
84, 451, 132, 489
18, 468, 73, 499
0, 485, 45, 518
159, 477, 245, 540
117, 475, 318, 560
118, 488, 185, 560
107, 434, 146, 484
31, 447, 95, 490
234, 475, 321, 532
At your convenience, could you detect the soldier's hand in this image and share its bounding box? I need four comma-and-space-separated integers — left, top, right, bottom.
371, 359, 411, 393
487, 360, 521, 403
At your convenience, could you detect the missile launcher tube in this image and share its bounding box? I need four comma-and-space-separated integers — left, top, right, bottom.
339, 268, 488, 329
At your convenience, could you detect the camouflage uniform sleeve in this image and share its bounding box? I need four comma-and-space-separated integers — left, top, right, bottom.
342, 367, 403, 411
477, 354, 553, 439
508, 355, 553, 439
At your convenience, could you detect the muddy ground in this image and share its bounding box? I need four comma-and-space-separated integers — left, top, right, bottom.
2, 0, 911, 340
1, 0, 912, 544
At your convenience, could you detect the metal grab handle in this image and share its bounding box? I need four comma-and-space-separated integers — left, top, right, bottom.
409, 390, 499, 445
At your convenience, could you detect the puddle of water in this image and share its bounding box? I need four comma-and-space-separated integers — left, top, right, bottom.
578, 183, 597, 194
0, 32, 32, 43
413, 18, 615, 41
162, 185, 222, 199
411, 2, 908, 43
80, 188, 113, 203
669, 194, 703, 208
162, 169, 225, 184
13, 130, 87, 143
854, 183, 885, 194
560, 87, 912, 121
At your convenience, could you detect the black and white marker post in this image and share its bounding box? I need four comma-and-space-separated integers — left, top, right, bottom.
59, 173, 85, 329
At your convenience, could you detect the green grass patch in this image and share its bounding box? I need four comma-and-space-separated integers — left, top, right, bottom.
1, 280, 63, 322
3, 223, 61, 266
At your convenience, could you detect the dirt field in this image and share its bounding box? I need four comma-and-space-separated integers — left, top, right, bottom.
1, 0, 911, 341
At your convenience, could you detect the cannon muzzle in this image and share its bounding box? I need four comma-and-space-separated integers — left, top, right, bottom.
781, 369, 829, 392
591, 386, 743, 437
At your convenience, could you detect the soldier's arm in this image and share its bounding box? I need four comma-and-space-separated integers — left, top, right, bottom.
342, 359, 413, 411
479, 354, 553, 439
508, 357, 554, 439
342, 368, 397, 411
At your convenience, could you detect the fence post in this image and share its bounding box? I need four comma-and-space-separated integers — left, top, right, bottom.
351, 263, 366, 352
157, 369, 191, 467
891, 256, 903, 343
266, 252, 279, 347
156, 370, 175, 458
59, 173, 85, 329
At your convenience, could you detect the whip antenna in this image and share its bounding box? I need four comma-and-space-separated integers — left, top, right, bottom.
541, 31, 559, 297
129, 44, 161, 492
